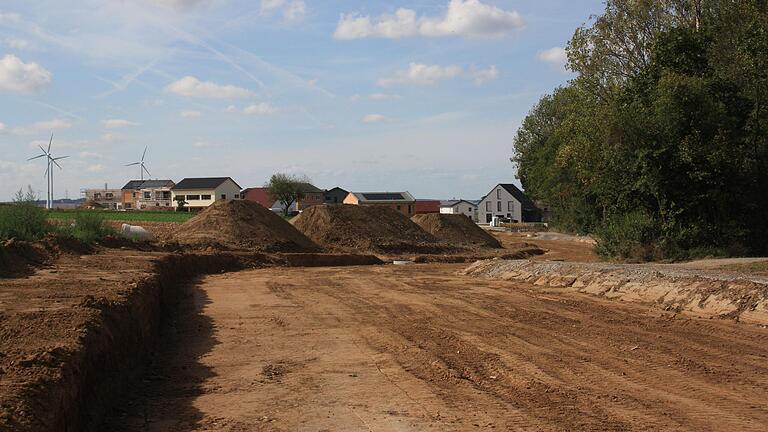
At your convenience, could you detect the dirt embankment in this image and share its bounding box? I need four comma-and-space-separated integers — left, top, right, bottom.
463, 260, 768, 324
412, 213, 502, 249
170, 200, 319, 252
291, 205, 450, 254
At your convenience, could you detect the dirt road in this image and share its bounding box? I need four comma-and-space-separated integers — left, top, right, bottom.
105, 264, 768, 431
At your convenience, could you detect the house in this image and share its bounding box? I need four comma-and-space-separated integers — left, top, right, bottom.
414, 199, 441, 214
343, 191, 416, 216
171, 177, 242, 211
83, 186, 123, 210
323, 187, 348, 204
440, 199, 479, 221
121, 179, 175, 210
241, 187, 273, 208
477, 183, 541, 224
296, 183, 324, 211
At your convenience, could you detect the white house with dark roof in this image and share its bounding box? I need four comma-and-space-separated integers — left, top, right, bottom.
343, 191, 416, 216
440, 199, 479, 221
478, 184, 542, 224
171, 177, 242, 211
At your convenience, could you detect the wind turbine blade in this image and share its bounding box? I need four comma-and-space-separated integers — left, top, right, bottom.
47, 134, 53, 153
125, 162, 140, 166
142, 165, 151, 178
141, 146, 147, 161
53, 155, 69, 161
39, 144, 49, 155
28, 154, 47, 161
53, 159, 63, 169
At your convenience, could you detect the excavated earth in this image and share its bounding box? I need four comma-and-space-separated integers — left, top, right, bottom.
412, 213, 502, 249
3, 231, 768, 431
170, 200, 320, 252
290, 204, 451, 254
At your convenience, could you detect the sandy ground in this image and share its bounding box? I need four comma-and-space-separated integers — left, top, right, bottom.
104, 264, 768, 431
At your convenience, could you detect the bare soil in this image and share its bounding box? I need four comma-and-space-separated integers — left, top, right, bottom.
290, 204, 449, 254
412, 213, 502, 248
492, 231, 600, 262
102, 264, 768, 431
171, 200, 319, 252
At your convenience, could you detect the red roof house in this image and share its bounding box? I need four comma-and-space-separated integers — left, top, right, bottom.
241, 187, 273, 208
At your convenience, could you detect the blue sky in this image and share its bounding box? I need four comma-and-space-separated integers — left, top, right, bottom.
0, 0, 603, 201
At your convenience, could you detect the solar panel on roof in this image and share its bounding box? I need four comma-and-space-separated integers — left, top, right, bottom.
362, 193, 405, 201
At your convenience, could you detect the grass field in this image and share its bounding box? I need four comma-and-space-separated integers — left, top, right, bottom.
47, 210, 194, 223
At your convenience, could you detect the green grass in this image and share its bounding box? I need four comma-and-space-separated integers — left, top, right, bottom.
47, 209, 194, 223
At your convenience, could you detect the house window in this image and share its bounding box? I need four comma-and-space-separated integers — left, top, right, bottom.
408, 205, 413, 214
508, 202, 514, 212
201, 194, 211, 200
221, 194, 227, 200
497, 201, 502, 212
175, 195, 185, 201
187, 195, 200, 201
105, 193, 113, 199
496, 189, 501, 199
486, 201, 491, 211
144, 192, 151, 199
94, 192, 102, 199
396, 205, 401, 211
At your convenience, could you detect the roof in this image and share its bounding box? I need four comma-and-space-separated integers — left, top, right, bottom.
440, 199, 477, 208
497, 184, 538, 210
325, 186, 348, 194
172, 177, 241, 190
298, 182, 323, 193
122, 179, 175, 190
349, 191, 416, 203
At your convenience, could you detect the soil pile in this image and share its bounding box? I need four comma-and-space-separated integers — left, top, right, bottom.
291, 204, 446, 253
412, 214, 502, 248
170, 200, 319, 252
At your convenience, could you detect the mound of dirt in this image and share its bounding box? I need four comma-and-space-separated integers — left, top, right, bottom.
411, 214, 502, 248
170, 200, 320, 252
80, 199, 103, 209
291, 205, 446, 253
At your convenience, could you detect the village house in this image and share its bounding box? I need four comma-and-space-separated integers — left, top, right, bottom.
440, 199, 479, 221
323, 187, 348, 204
82, 186, 123, 210
122, 180, 175, 210
343, 191, 417, 217
414, 199, 441, 214
477, 183, 541, 224
171, 177, 242, 211
296, 183, 324, 211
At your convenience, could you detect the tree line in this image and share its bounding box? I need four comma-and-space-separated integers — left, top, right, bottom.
513, 0, 768, 260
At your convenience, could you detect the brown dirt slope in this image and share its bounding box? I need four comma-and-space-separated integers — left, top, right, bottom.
412, 213, 501, 248
170, 200, 319, 252
291, 204, 444, 253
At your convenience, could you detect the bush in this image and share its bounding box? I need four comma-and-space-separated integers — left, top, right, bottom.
59, 211, 116, 243
594, 210, 661, 262
0, 188, 51, 241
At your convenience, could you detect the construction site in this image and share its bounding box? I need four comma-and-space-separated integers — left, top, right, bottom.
1, 201, 767, 431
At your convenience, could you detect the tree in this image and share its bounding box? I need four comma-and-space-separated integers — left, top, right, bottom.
174, 195, 188, 212
265, 173, 311, 216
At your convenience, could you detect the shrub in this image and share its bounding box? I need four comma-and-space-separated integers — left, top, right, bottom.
59, 211, 116, 243
0, 188, 50, 241
594, 210, 661, 261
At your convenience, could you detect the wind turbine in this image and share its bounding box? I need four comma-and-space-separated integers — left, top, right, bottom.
27, 134, 68, 209
126, 146, 151, 181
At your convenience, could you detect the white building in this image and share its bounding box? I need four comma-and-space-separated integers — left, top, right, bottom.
171, 177, 242, 211
440, 200, 479, 221
477, 183, 541, 224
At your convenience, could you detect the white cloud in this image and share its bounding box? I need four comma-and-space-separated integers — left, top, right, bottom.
470, 65, 498, 84
362, 114, 389, 123
225, 105, 238, 113
165, 76, 254, 99
79, 151, 103, 159
243, 102, 277, 115
2, 37, 32, 50
378, 63, 498, 86
86, 164, 106, 173
260, 0, 285, 15
103, 119, 139, 129
369, 93, 399, 100
334, 0, 524, 40
0, 54, 52, 92
284, 1, 306, 22
377, 63, 462, 86
0, 122, 6, 133
537, 47, 568, 72
148, 0, 205, 11
12, 118, 72, 135
180, 110, 202, 118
